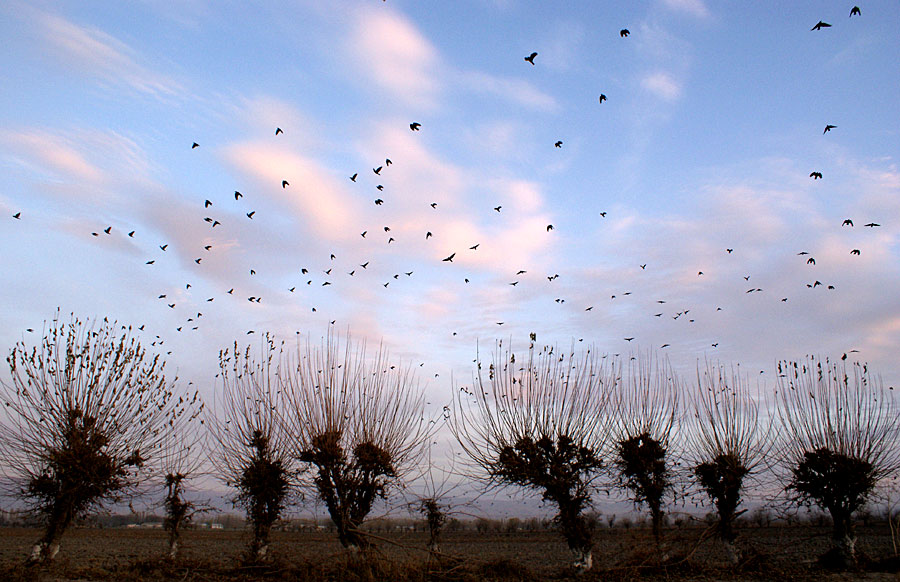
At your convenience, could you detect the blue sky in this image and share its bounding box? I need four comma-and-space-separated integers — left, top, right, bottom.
1, 0, 899, 445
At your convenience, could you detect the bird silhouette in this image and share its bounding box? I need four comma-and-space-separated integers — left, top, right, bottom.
234, 191, 242, 200
842, 219, 853, 226
555, 141, 563, 148
247, 211, 255, 219
620, 29, 630, 37
375, 199, 383, 205
598, 94, 607, 103
282, 180, 289, 188
864, 223, 881, 227
376, 185, 384, 191
807, 258, 815, 265
127, 231, 134, 237
350, 173, 358, 182
191, 142, 199, 149
103, 226, 111, 234
811, 21, 831, 30
824, 124, 836, 133
494, 206, 502, 212
374, 166, 383, 175
470, 244, 479, 250
205, 199, 212, 208
442, 253, 456, 262
810, 171, 823, 179
410, 122, 421, 131
12, 212, 20, 219
850, 249, 861, 255
275, 127, 283, 135
546, 224, 554, 231
850, 6, 861, 17
524, 52, 537, 65
160, 244, 168, 251
430, 202, 437, 208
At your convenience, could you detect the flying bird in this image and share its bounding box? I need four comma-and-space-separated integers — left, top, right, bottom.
127, 231, 134, 237
524, 52, 537, 65
864, 223, 881, 227
275, 127, 283, 135
555, 141, 563, 148
546, 224, 554, 231
205, 199, 212, 208
842, 219, 853, 226
282, 180, 289, 188
810, 171, 822, 179
103, 226, 111, 235
430, 202, 437, 209
442, 253, 456, 262
811, 21, 831, 30
470, 244, 479, 250
850, 249, 861, 255
12, 212, 20, 219
807, 258, 815, 265
160, 244, 168, 251
850, 6, 861, 17
191, 142, 199, 149
494, 206, 502, 212
410, 122, 421, 131
620, 29, 630, 37
375, 199, 383, 205
350, 173, 358, 182
376, 185, 384, 191
247, 211, 255, 219
373, 166, 383, 175
234, 191, 242, 200
598, 94, 607, 104
824, 124, 836, 133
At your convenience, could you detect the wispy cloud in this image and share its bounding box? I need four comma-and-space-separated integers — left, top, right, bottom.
35, 11, 181, 100
640, 71, 683, 101
660, 0, 710, 19
346, 7, 441, 108
457, 71, 559, 112
1, 128, 154, 196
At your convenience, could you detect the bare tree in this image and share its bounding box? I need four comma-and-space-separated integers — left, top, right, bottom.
687, 362, 773, 564
0, 312, 197, 564
776, 356, 900, 568
283, 333, 429, 551
611, 354, 679, 550
208, 337, 294, 562
156, 400, 206, 561
450, 341, 616, 572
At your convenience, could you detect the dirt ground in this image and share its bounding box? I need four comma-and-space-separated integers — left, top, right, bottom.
0, 524, 898, 581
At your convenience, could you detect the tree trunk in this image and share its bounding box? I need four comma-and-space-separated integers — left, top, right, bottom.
830, 507, 857, 568
572, 546, 593, 572
27, 507, 72, 565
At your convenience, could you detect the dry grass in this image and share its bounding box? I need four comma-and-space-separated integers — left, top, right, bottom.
0, 524, 898, 581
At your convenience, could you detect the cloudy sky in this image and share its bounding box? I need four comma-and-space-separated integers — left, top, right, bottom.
1, 0, 899, 439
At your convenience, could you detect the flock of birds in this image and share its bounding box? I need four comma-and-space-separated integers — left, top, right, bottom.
6, 5, 883, 361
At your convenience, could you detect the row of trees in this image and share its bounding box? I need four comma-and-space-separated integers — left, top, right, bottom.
1, 314, 898, 572
452, 343, 900, 570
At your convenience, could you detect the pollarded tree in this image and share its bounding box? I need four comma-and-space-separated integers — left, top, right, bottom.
0, 312, 198, 564
283, 333, 429, 551
611, 354, 679, 549
451, 341, 616, 572
156, 398, 205, 561
688, 362, 773, 564
208, 337, 294, 562
776, 356, 900, 568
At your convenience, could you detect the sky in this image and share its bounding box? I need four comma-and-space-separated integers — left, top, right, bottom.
1, 1, 899, 509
